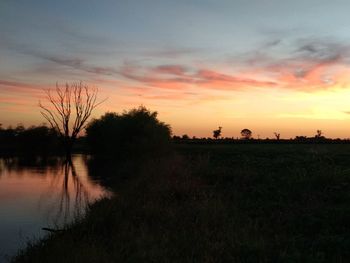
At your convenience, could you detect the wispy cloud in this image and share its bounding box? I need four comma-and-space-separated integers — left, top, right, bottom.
120, 62, 277, 90
0, 79, 44, 94
225, 37, 350, 90
153, 65, 188, 75
143, 47, 199, 58
33, 53, 119, 76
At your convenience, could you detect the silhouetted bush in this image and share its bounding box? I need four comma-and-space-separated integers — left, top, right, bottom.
85, 106, 172, 156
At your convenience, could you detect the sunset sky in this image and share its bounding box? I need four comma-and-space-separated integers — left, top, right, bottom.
2, 0, 350, 138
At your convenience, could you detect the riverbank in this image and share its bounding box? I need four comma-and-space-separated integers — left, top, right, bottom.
12, 144, 350, 262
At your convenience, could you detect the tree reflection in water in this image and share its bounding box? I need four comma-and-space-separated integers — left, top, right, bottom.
52, 158, 90, 225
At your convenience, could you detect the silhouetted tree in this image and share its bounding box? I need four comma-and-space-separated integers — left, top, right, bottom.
315, 130, 322, 138
182, 134, 190, 140
274, 132, 281, 140
213, 126, 222, 139
241, 128, 252, 139
314, 129, 326, 140
39, 82, 104, 158
86, 106, 171, 156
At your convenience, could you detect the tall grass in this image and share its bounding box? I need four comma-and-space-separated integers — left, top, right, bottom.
13, 144, 350, 262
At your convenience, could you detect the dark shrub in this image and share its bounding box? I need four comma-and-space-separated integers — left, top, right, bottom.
85, 106, 172, 156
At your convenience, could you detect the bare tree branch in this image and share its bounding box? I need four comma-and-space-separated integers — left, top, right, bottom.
39, 82, 106, 156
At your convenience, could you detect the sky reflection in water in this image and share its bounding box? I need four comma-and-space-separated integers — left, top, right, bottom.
0, 154, 112, 261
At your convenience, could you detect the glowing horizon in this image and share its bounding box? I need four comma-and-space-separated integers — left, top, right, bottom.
2, 0, 350, 139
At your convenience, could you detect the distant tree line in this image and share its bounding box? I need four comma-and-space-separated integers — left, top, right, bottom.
0, 124, 63, 154
1, 118, 349, 157
172, 136, 348, 144
174, 129, 347, 144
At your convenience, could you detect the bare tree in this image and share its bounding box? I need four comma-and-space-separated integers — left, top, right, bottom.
39, 82, 105, 157
274, 132, 280, 140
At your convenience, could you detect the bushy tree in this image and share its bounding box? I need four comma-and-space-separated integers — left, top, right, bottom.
182, 134, 190, 140
241, 128, 252, 139
86, 106, 171, 155
213, 126, 222, 139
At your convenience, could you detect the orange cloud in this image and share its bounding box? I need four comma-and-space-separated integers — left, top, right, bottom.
120, 63, 278, 91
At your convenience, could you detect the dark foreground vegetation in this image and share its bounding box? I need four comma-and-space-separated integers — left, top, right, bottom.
12, 143, 350, 262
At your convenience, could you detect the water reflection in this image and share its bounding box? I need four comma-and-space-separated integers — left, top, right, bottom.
0, 155, 111, 260
41, 158, 93, 225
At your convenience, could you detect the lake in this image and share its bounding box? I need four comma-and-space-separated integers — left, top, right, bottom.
0, 155, 112, 262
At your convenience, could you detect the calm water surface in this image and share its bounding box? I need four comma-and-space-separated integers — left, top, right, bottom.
0, 154, 112, 261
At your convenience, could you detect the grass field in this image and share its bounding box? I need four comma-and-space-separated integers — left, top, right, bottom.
13, 144, 350, 262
